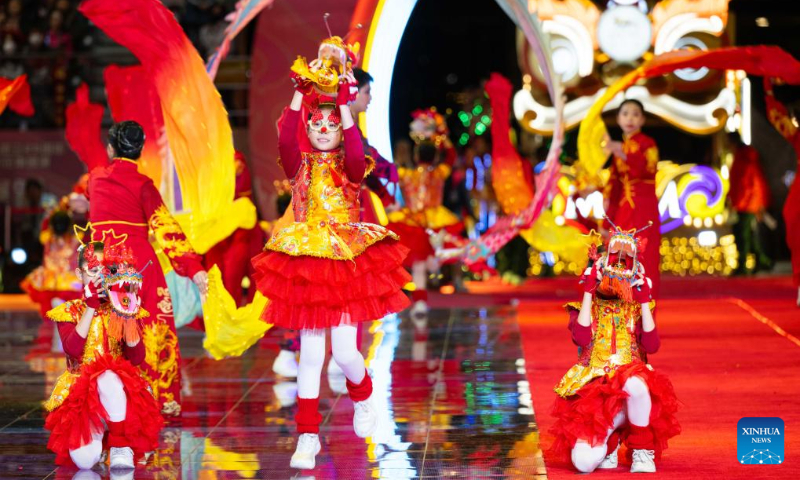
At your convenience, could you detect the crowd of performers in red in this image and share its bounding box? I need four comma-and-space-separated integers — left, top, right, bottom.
13, 9, 800, 477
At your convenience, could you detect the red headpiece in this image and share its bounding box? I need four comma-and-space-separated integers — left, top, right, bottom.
410, 107, 448, 145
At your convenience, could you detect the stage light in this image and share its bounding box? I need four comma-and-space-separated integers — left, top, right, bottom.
742, 77, 752, 145
11, 248, 27, 265
698, 230, 717, 247
362, 0, 419, 162
755, 17, 769, 28
472, 105, 483, 115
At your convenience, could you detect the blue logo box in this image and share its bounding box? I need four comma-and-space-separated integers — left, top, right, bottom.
738, 417, 784, 465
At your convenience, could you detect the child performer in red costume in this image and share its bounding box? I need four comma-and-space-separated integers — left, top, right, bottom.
764, 78, 800, 306
603, 99, 662, 299
550, 224, 680, 474
388, 109, 460, 314
44, 236, 162, 471
252, 70, 410, 469
89, 121, 208, 416
22, 207, 83, 320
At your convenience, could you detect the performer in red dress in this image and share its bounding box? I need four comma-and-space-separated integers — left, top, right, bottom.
22, 206, 82, 320
388, 109, 461, 314
44, 238, 162, 470
764, 78, 800, 306
88, 121, 208, 416
603, 99, 662, 299
252, 58, 410, 468
550, 226, 680, 474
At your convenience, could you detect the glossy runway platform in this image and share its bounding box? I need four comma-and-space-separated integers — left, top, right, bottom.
0, 301, 547, 479
3, 273, 798, 479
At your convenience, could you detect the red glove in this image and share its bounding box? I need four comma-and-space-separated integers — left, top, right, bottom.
632, 278, 652, 304
84, 280, 104, 310
336, 81, 355, 107
581, 264, 599, 294
290, 71, 313, 95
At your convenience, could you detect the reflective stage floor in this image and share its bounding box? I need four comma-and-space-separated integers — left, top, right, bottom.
0, 302, 547, 479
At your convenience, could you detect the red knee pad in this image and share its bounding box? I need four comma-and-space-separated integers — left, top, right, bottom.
346, 370, 373, 402
296, 397, 323, 434
106, 421, 127, 448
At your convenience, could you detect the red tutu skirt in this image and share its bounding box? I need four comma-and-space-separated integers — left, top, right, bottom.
252, 238, 411, 329
387, 222, 464, 268
549, 362, 681, 462
44, 355, 163, 467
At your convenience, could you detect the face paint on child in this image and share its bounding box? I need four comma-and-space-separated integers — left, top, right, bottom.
307, 106, 343, 151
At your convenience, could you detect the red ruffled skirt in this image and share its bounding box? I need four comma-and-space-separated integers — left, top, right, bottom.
252, 238, 411, 329
549, 362, 681, 462
387, 222, 464, 268
44, 355, 163, 467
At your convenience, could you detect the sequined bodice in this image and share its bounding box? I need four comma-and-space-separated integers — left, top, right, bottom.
292, 151, 361, 225
554, 298, 648, 397
44, 237, 79, 274
398, 164, 451, 213
578, 298, 645, 372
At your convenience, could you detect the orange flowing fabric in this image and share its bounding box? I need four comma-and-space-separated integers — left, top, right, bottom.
486, 73, 534, 215
80, 0, 254, 254
64, 83, 107, 172
104, 65, 165, 187
576, 46, 800, 187
0, 75, 34, 117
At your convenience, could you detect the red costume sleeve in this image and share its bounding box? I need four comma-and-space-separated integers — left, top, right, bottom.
56, 321, 88, 359
764, 79, 800, 148
639, 327, 661, 354
343, 125, 366, 182
278, 108, 303, 179
141, 181, 204, 278
123, 340, 146, 366
604, 163, 622, 218
567, 309, 592, 347
749, 149, 771, 210
730, 147, 771, 213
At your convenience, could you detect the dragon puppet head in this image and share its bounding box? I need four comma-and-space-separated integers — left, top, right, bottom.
587, 219, 652, 303
78, 226, 144, 343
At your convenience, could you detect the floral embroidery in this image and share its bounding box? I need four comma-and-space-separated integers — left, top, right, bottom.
554, 298, 653, 398
268, 150, 398, 260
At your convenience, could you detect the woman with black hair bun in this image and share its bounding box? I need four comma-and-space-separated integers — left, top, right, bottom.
88, 120, 209, 417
